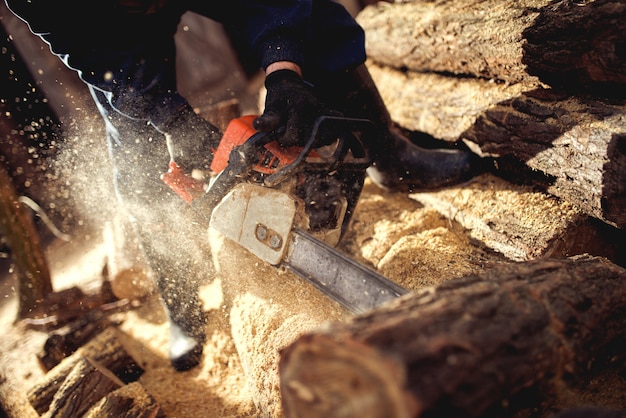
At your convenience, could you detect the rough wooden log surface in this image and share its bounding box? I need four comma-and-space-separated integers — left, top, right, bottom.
28, 327, 144, 415
357, 0, 626, 229
357, 0, 626, 90
367, 62, 626, 230
42, 357, 124, 418
410, 174, 623, 263
463, 90, 626, 229
83, 381, 166, 418
521, 0, 626, 91
279, 255, 626, 418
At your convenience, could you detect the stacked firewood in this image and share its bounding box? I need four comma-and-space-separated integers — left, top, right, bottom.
278, 1, 626, 417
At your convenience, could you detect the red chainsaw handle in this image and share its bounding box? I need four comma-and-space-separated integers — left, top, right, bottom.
161, 115, 303, 204
161, 161, 205, 204
210, 115, 304, 175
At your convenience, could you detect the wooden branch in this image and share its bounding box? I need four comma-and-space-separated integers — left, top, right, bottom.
0, 160, 53, 320
28, 327, 143, 415
279, 255, 626, 418
42, 357, 124, 418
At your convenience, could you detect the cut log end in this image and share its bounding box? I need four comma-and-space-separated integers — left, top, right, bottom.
279, 256, 626, 417
279, 334, 418, 418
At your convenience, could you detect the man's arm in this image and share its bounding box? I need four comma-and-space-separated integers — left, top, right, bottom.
266, 61, 302, 77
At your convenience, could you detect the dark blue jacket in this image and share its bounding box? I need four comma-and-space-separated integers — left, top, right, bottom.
5, 0, 365, 125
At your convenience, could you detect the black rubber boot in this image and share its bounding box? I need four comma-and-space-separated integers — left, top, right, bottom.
168, 317, 206, 372
317, 64, 483, 192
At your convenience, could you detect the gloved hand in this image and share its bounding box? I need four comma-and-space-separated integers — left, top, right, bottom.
253, 69, 341, 147
157, 103, 222, 171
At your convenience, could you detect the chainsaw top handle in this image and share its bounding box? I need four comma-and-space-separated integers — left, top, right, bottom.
189, 115, 374, 219
263, 115, 373, 187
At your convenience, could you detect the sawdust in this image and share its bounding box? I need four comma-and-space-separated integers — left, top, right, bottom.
343, 180, 507, 290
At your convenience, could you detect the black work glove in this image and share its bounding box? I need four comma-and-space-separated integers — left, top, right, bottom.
157, 103, 222, 171
253, 69, 341, 147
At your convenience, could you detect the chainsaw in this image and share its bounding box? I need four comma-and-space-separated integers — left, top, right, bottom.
162, 115, 408, 314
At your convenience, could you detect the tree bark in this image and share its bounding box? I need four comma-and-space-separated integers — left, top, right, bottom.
357, 0, 626, 90
369, 63, 626, 229
462, 89, 626, 229
42, 357, 124, 418
279, 255, 626, 418
357, 0, 626, 229
83, 382, 166, 418
28, 327, 144, 415
410, 174, 624, 263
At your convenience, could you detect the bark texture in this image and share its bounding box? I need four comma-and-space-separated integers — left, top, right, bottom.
42, 357, 124, 418
0, 162, 53, 319
358, 0, 626, 89
280, 255, 626, 418
357, 0, 626, 228
28, 328, 144, 415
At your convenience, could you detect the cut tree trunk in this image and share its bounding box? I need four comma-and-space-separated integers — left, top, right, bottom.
367, 64, 626, 230
410, 174, 624, 263
82, 382, 166, 418
279, 255, 626, 418
357, 0, 626, 89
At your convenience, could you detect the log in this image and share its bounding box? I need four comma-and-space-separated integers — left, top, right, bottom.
279, 255, 626, 418
83, 381, 166, 418
42, 357, 124, 418
365, 60, 626, 230
410, 174, 624, 263
461, 90, 626, 230
0, 160, 53, 319
356, 0, 626, 229
37, 308, 119, 372
357, 0, 626, 90
28, 327, 144, 415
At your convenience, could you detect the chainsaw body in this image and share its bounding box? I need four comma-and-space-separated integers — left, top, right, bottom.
162, 115, 408, 313
163, 114, 372, 252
